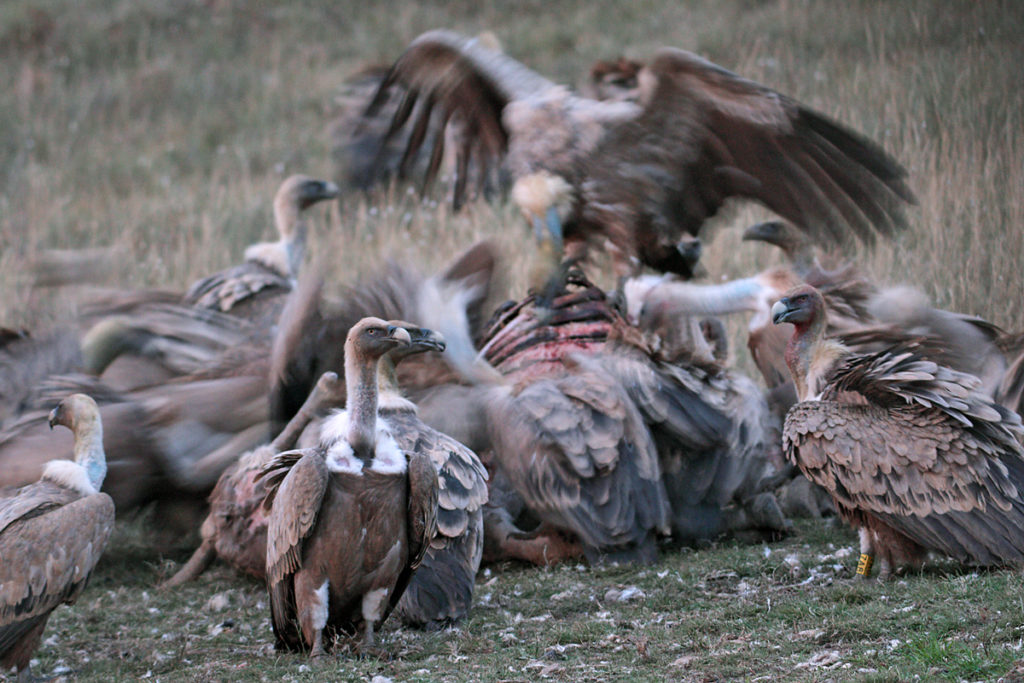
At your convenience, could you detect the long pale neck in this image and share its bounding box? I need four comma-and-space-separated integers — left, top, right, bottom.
274, 201, 306, 278
377, 353, 400, 396
654, 277, 767, 317
785, 315, 837, 401
73, 417, 108, 491
345, 351, 379, 458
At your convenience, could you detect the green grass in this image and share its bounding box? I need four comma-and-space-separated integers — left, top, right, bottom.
25, 518, 1024, 681
2, 0, 1024, 680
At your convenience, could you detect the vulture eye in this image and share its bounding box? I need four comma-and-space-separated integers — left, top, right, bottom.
368, 328, 380, 336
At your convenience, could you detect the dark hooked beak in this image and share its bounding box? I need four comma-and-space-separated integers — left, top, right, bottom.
410, 328, 446, 352
770, 298, 793, 325
48, 403, 63, 430
742, 220, 786, 245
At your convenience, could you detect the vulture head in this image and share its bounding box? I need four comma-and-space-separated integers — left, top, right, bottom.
511, 171, 575, 296
346, 317, 413, 359
247, 174, 340, 278
743, 220, 816, 275
377, 322, 447, 396
47, 393, 107, 493
586, 56, 645, 104
771, 285, 827, 331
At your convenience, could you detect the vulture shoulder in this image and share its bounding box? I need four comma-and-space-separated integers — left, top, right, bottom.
580, 47, 915, 248
784, 344, 1024, 565
0, 488, 115, 651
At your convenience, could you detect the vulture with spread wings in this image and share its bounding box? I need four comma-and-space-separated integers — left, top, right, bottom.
363, 30, 914, 280
774, 286, 1024, 578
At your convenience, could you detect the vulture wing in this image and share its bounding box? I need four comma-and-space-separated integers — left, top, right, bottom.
382, 451, 439, 625
364, 29, 554, 207
184, 261, 291, 316
579, 48, 915, 261
263, 451, 328, 643
0, 492, 115, 652
784, 346, 1024, 565
485, 360, 670, 554
385, 409, 488, 627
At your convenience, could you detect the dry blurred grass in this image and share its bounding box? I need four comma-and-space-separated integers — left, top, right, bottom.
2, 0, 1022, 340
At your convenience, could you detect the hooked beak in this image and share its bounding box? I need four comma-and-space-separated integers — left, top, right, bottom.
48, 403, 62, 430
742, 220, 785, 244
411, 329, 446, 353
770, 299, 792, 325
531, 206, 564, 254
385, 325, 412, 346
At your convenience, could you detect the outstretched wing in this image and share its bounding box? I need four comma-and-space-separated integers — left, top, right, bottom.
785, 347, 1024, 565
579, 48, 915, 261
0, 492, 114, 652
362, 29, 553, 207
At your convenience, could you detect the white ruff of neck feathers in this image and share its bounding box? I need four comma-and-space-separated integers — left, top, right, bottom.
43, 461, 98, 496
320, 410, 406, 475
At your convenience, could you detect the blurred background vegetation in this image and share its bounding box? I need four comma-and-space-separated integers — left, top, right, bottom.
2, 0, 1022, 346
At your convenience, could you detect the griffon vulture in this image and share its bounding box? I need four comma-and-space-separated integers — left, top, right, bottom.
184, 174, 339, 330
773, 285, 1024, 578
259, 318, 438, 657
364, 30, 914, 283
0, 394, 115, 682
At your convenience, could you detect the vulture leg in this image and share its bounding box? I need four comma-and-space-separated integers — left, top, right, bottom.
294, 571, 330, 659
857, 527, 875, 580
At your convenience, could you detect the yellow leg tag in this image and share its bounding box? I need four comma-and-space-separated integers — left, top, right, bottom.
857, 553, 874, 576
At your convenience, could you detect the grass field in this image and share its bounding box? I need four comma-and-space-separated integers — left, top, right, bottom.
2, 0, 1024, 681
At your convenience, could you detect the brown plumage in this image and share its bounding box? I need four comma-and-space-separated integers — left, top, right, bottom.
774, 286, 1024, 578
259, 318, 438, 657
0, 394, 115, 682
583, 56, 645, 104
184, 175, 339, 330
364, 29, 914, 279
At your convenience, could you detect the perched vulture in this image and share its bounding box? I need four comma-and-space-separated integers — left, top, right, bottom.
259, 318, 438, 657
364, 30, 915, 282
184, 174, 339, 330
0, 394, 115, 681
166, 324, 488, 633
773, 285, 1024, 578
